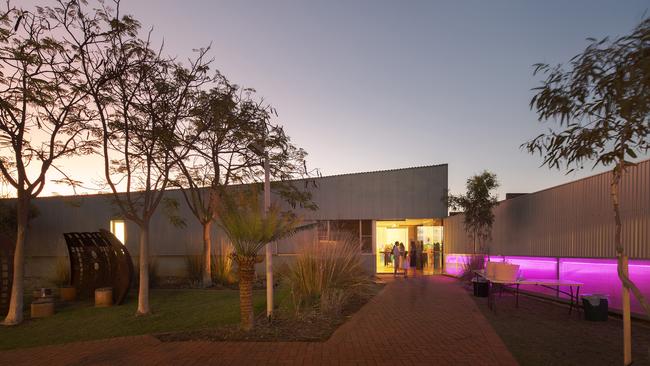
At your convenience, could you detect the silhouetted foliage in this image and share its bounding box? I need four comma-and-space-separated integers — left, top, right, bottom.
523, 17, 650, 318
172, 74, 317, 287
0, 1, 101, 325
446, 171, 499, 254
57, 0, 212, 316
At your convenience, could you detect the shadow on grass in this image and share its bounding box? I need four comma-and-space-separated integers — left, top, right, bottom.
0, 288, 277, 350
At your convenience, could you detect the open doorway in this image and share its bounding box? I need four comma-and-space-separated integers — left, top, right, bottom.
375, 219, 443, 274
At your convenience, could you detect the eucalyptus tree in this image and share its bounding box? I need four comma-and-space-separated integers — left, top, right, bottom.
0, 4, 99, 325
60, 0, 212, 315
524, 18, 649, 365
446, 171, 500, 254
174, 78, 317, 287
523, 17, 650, 318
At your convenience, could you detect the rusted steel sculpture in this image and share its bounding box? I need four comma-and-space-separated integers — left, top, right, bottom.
0, 234, 13, 317
63, 230, 133, 305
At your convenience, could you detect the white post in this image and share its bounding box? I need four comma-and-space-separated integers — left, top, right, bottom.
264, 154, 272, 319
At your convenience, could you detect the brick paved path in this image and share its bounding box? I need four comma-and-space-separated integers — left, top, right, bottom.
0, 275, 517, 365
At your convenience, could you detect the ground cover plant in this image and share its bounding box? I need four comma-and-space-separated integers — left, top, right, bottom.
0, 288, 279, 350
156, 279, 383, 343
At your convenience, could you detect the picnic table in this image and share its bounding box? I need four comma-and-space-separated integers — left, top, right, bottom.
473, 270, 584, 315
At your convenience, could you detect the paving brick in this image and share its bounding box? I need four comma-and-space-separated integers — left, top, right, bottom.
0, 276, 517, 365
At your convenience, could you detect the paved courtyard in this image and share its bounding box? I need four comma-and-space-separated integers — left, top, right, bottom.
0, 275, 517, 365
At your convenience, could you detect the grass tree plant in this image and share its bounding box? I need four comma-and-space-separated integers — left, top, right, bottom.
217, 189, 310, 330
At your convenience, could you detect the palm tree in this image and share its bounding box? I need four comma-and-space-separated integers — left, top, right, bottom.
217, 189, 310, 330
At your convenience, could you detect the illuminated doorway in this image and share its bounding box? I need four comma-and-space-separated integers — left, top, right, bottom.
375, 219, 443, 274
110, 220, 126, 244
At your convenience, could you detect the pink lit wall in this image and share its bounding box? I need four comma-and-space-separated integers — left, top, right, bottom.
445, 254, 650, 315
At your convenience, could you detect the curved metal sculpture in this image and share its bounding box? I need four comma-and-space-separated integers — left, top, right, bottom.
0, 234, 13, 317
63, 230, 133, 305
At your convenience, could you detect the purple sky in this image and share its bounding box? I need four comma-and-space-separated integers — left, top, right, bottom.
20, 0, 650, 198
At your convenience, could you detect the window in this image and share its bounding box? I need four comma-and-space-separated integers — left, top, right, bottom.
110, 220, 126, 244
318, 220, 373, 253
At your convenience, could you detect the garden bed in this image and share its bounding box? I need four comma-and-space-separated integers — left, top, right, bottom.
155, 283, 384, 342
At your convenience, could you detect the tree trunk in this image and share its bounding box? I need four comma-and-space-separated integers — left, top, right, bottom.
137, 222, 150, 316
237, 256, 256, 331
611, 166, 650, 317
202, 221, 212, 288
611, 165, 650, 366
3, 195, 29, 326
473, 231, 477, 254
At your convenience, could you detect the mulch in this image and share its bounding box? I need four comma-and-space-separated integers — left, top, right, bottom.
469, 285, 650, 366
155, 284, 383, 343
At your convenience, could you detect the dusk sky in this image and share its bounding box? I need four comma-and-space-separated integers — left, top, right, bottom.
22, 0, 650, 198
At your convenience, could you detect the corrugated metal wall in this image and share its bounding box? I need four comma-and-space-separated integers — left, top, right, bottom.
444, 159, 650, 259
17, 164, 447, 280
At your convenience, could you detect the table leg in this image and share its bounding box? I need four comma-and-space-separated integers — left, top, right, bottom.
569, 286, 574, 315
516, 283, 520, 308
488, 282, 493, 310
575, 286, 580, 317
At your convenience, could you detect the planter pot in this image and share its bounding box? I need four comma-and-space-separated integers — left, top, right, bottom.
485, 262, 498, 278
582, 294, 609, 321
59, 286, 76, 302
95, 287, 113, 307
472, 279, 489, 297
31, 299, 55, 318
494, 263, 520, 282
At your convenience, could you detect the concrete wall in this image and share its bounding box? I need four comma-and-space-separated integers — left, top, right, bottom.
443, 159, 650, 259
14, 164, 447, 287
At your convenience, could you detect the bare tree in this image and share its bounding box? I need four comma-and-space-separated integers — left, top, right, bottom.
174, 76, 317, 287
61, 0, 211, 315
0, 3, 98, 325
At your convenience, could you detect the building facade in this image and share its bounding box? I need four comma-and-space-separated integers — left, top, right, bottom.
20, 164, 448, 285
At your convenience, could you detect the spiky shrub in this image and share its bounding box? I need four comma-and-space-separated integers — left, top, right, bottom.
185, 255, 203, 287
460, 254, 485, 282
286, 233, 372, 316
211, 249, 235, 286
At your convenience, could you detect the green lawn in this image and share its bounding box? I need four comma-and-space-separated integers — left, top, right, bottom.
0, 287, 289, 350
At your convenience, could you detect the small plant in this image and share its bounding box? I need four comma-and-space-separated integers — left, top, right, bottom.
51, 257, 71, 287
211, 253, 235, 286
185, 255, 203, 287
285, 233, 372, 315
460, 254, 485, 282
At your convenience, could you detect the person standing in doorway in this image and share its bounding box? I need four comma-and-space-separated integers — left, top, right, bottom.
410, 240, 417, 268
399, 242, 408, 277
392, 241, 401, 277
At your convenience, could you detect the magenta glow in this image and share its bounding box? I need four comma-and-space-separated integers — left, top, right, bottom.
445, 254, 650, 315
